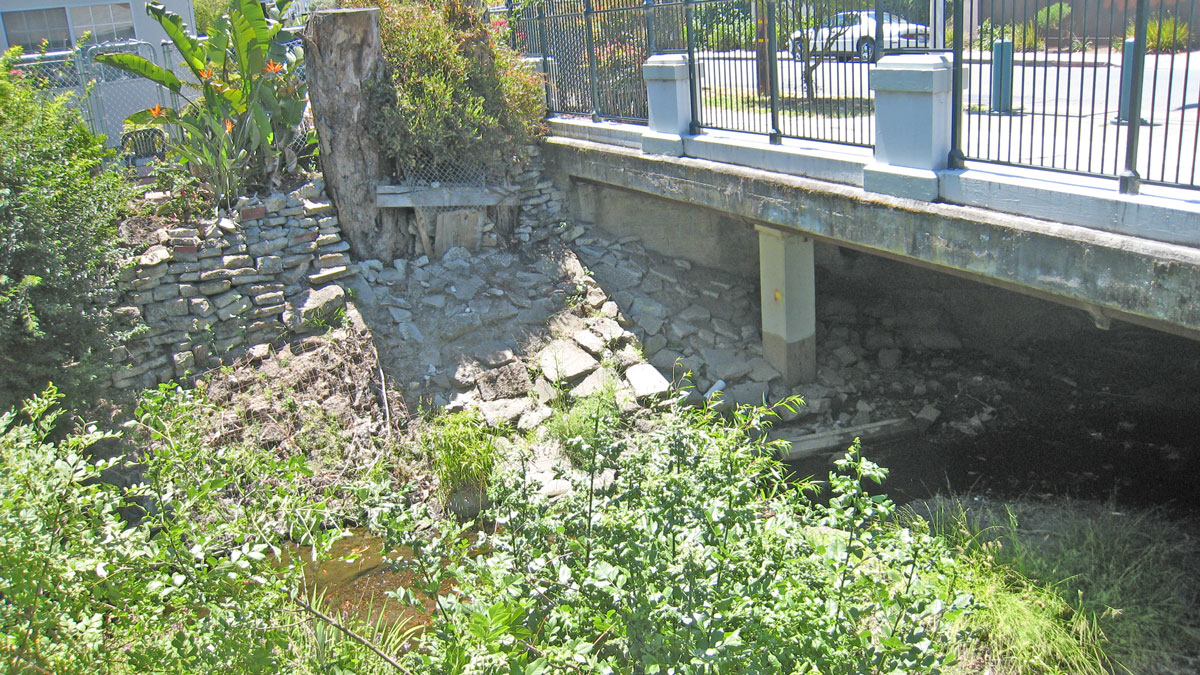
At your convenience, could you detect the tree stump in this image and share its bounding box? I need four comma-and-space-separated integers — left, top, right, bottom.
303, 9, 409, 261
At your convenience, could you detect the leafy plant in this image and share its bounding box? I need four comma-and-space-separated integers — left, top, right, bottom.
96, 0, 314, 208
380, 405, 972, 672
0, 50, 133, 412
544, 386, 621, 467
343, 0, 543, 183
146, 159, 216, 222
0, 385, 335, 674
975, 18, 1043, 52
1034, 2, 1072, 34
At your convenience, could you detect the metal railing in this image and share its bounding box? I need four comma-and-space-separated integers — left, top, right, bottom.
510, 0, 1199, 192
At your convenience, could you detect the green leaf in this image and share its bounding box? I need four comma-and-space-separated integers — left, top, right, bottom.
93, 53, 183, 93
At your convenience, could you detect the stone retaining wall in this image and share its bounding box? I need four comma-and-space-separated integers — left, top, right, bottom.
112, 177, 349, 391
113, 153, 566, 391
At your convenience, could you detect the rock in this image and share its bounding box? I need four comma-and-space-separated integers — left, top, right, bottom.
746, 358, 781, 383
289, 284, 345, 329
538, 339, 600, 384
572, 329, 605, 356
451, 361, 480, 389
388, 306, 413, 323
475, 343, 516, 368
570, 367, 616, 399
476, 397, 531, 427
644, 334, 667, 356
832, 344, 859, 366
587, 317, 627, 346
726, 381, 771, 407
625, 363, 670, 400
914, 404, 941, 431
421, 294, 447, 309
308, 266, 352, 285
476, 361, 532, 401
440, 311, 483, 341
699, 347, 752, 381
902, 327, 963, 351
878, 348, 903, 369
140, 245, 172, 267
517, 405, 554, 431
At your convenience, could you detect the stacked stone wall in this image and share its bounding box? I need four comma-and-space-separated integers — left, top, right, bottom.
112, 177, 349, 391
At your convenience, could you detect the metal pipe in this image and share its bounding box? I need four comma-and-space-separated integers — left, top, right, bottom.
645, 0, 656, 56
685, 0, 699, 134
949, 0, 965, 168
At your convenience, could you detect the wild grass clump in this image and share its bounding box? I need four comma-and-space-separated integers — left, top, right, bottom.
543, 386, 622, 467
419, 410, 503, 504
1141, 16, 1192, 53
914, 495, 1200, 674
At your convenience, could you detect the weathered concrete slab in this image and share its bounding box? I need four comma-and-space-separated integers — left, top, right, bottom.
544, 136, 1200, 340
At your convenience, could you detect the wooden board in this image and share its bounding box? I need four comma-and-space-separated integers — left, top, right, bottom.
770, 417, 919, 463
377, 185, 520, 208
433, 208, 485, 258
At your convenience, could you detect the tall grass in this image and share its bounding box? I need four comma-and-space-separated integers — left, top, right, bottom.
910, 495, 1200, 674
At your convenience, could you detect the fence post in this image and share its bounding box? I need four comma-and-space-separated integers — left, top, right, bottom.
645, 0, 656, 56
537, 4, 554, 114
642, 54, 692, 156
506, 0, 517, 51
1120, 0, 1149, 195
873, 0, 884, 62
949, 0, 964, 168
584, 0, 602, 122
766, 0, 782, 143
864, 54, 954, 201
684, 0, 700, 134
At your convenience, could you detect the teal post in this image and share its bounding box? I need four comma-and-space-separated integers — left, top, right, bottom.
990, 39, 1013, 113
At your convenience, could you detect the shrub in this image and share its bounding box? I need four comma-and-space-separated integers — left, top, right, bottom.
97, 0, 315, 208
544, 387, 621, 467
1139, 15, 1191, 53
382, 407, 973, 672
343, 0, 543, 183
1034, 2, 1071, 34
0, 50, 133, 412
0, 385, 334, 674
975, 18, 1042, 52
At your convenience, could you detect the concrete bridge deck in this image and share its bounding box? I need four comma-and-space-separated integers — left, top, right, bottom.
540, 127, 1200, 382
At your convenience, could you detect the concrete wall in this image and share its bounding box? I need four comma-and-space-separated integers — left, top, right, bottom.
569, 179, 761, 279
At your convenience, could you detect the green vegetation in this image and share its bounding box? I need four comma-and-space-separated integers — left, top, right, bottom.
1034, 2, 1072, 35
419, 410, 504, 506
975, 19, 1043, 52
96, 0, 314, 208
0, 386, 334, 674
919, 495, 1200, 674
342, 0, 543, 182
708, 89, 876, 118
544, 386, 622, 466
1138, 15, 1192, 53
0, 51, 134, 412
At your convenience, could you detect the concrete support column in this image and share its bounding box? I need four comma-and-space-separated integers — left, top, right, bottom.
863, 54, 953, 202
642, 54, 692, 157
756, 226, 816, 385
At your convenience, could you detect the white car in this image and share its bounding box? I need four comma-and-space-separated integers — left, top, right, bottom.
790, 11, 930, 62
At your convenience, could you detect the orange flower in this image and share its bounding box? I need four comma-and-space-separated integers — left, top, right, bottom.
149, 104, 165, 118
198, 67, 213, 80
224, 119, 233, 134
263, 60, 284, 74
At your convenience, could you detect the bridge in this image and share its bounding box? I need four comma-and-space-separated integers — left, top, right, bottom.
526, 51, 1200, 385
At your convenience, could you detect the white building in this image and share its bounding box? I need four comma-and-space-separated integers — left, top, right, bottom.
0, 0, 196, 54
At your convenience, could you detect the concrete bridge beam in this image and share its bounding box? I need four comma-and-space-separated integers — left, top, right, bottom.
756, 226, 817, 385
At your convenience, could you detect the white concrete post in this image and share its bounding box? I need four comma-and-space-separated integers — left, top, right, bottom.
863, 53, 953, 202
522, 56, 558, 110
756, 226, 816, 385
642, 54, 692, 157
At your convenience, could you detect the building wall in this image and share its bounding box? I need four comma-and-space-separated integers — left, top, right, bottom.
977, 0, 1199, 41
0, 0, 195, 53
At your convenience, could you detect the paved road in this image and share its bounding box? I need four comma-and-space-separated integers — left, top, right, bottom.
691, 49, 1200, 187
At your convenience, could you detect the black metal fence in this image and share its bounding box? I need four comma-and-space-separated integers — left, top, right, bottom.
504, 0, 1199, 192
